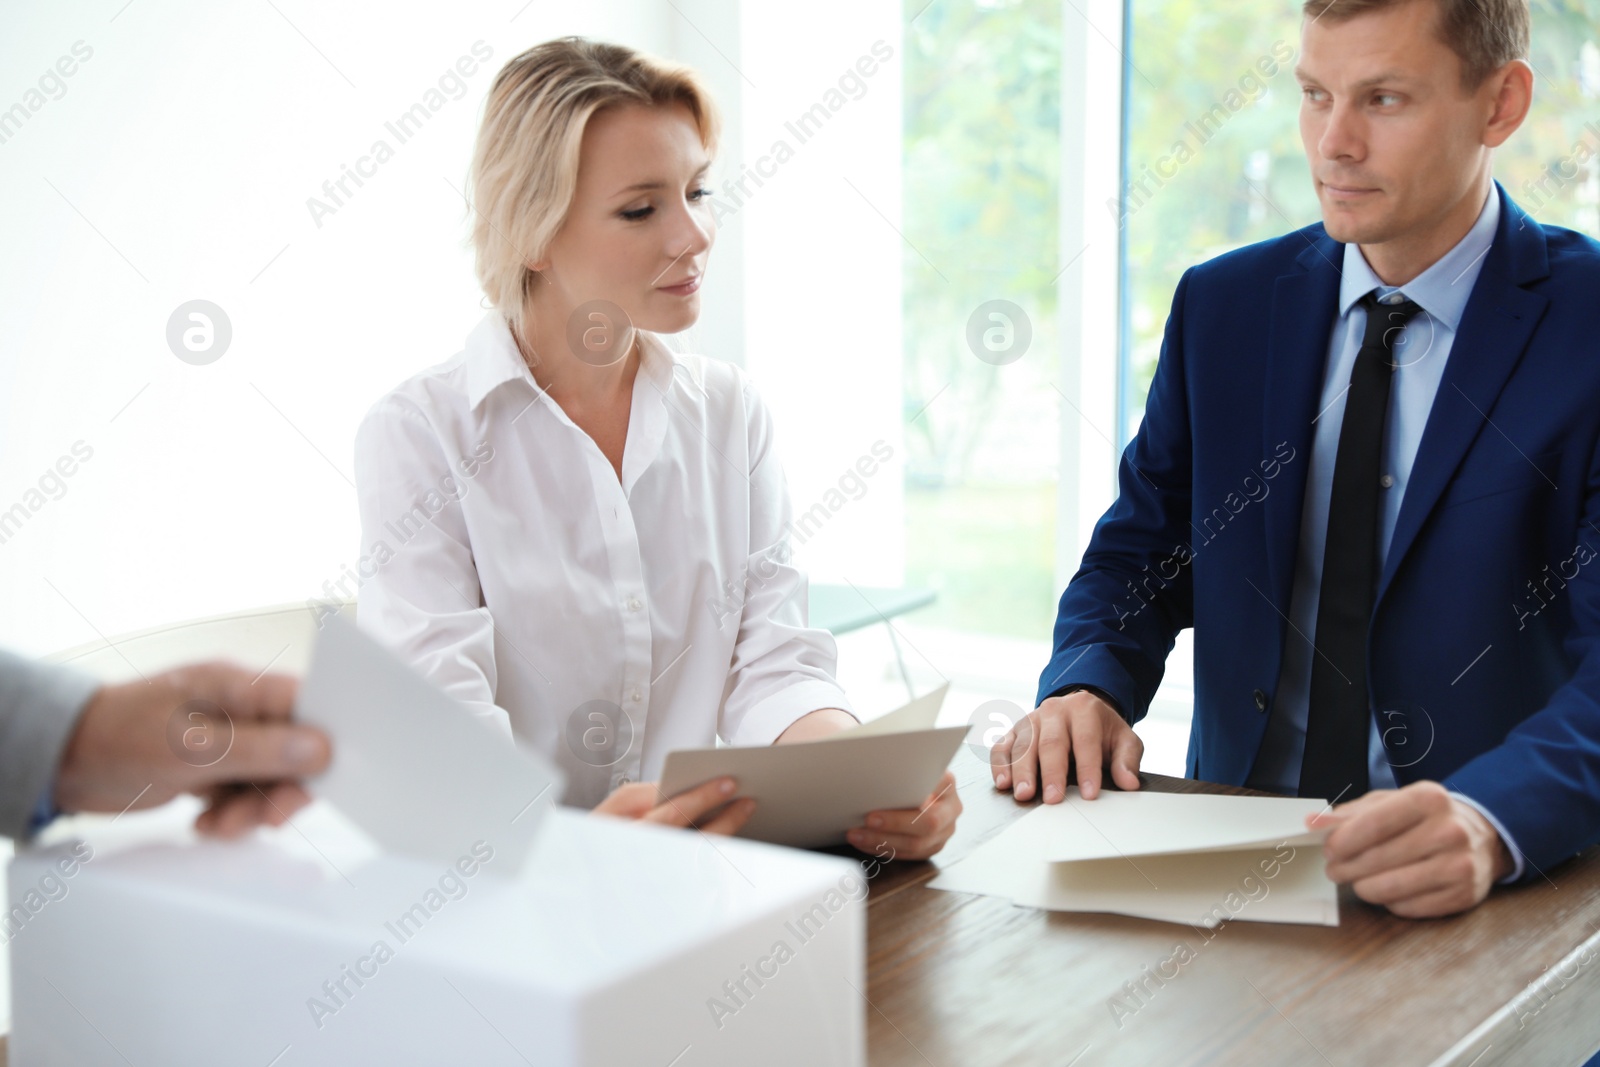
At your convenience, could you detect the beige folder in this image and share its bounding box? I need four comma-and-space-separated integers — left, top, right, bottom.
660, 684, 965, 849
929, 787, 1338, 927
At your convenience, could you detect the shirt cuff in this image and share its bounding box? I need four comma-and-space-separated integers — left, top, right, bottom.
1450, 790, 1526, 884
725, 680, 856, 747
28, 778, 61, 836
1047, 683, 1125, 720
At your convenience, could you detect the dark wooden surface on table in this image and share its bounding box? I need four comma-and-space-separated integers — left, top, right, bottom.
836, 748, 1600, 1067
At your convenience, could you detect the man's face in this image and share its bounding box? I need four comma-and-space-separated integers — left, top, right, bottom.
1297, 0, 1495, 246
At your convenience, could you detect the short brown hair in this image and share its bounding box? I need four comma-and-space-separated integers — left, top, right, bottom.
465, 38, 721, 334
1301, 0, 1530, 88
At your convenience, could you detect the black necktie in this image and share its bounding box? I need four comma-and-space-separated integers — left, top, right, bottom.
1299, 291, 1424, 802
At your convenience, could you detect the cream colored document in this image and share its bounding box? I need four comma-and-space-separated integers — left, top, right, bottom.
928, 788, 1338, 927
838, 683, 949, 736
659, 684, 965, 849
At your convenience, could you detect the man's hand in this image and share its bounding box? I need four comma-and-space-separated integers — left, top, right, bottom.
990, 689, 1143, 802
593, 776, 756, 836
1309, 781, 1514, 918
53, 661, 331, 838
846, 768, 962, 861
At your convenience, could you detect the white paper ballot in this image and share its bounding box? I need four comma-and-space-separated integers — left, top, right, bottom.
659, 684, 965, 849
295, 614, 565, 869
929, 788, 1338, 927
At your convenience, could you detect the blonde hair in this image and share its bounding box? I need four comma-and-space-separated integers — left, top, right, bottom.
465, 37, 722, 335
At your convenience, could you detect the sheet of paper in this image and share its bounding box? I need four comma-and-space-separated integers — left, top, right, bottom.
928, 789, 1337, 927
844, 682, 950, 737
659, 687, 965, 848
1030, 787, 1325, 862
296, 615, 565, 869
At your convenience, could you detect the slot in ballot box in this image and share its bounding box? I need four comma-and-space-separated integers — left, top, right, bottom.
7, 803, 866, 1066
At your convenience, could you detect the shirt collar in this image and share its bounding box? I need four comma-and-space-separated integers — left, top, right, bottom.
463, 312, 532, 411
1337, 187, 1499, 331
463, 311, 680, 412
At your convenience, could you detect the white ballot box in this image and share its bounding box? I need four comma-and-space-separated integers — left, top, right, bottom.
7, 804, 866, 1066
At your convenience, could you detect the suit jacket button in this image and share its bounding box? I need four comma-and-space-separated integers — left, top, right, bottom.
1253, 688, 1268, 711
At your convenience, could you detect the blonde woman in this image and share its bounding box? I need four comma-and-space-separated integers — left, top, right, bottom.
353, 38, 960, 859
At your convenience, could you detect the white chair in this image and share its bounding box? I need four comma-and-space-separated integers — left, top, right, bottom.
43, 600, 357, 682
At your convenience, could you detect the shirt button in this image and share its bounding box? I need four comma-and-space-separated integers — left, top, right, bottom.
631, 689, 642, 703
1253, 688, 1268, 712
1381, 292, 1406, 305
627, 597, 643, 612
1380, 474, 1395, 489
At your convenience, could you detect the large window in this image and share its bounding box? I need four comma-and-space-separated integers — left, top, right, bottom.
900, 0, 1064, 644
1121, 2, 1600, 441
886, 0, 1600, 763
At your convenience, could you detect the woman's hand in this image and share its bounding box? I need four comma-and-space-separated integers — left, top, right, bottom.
846, 769, 962, 862
592, 776, 756, 835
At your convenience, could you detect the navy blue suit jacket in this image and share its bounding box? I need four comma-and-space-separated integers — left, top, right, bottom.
1039, 183, 1600, 873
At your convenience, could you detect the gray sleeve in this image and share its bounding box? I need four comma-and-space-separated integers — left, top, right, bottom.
0, 648, 101, 841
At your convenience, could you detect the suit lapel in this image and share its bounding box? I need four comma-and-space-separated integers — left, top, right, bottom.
1375, 191, 1551, 607
1262, 232, 1343, 615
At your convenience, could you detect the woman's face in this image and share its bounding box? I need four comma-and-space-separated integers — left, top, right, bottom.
539, 101, 715, 337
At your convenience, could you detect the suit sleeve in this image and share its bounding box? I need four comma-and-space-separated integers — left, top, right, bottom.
1035, 268, 1198, 721
0, 649, 100, 841
1444, 434, 1600, 874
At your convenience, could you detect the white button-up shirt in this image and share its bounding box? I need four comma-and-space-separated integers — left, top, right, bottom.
352, 312, 853, 809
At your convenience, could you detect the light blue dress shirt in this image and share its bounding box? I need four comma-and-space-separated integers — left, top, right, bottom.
1247, 189, 1524, 879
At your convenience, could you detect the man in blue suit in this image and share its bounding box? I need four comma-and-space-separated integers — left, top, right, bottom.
993, 0, 1600, 918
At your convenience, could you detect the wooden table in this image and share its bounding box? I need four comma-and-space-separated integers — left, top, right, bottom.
847, 750, 1600, 1067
